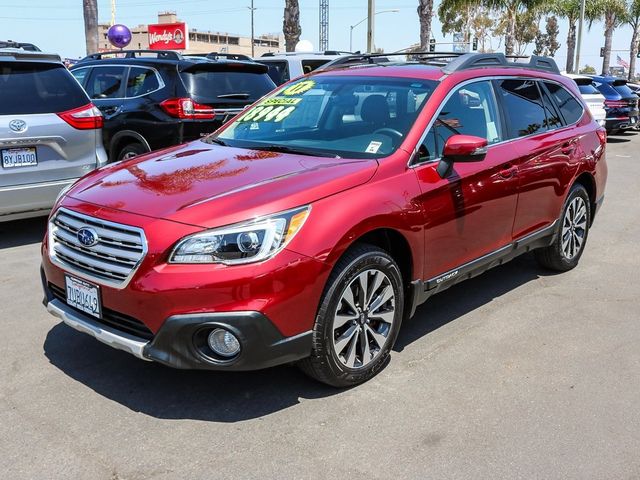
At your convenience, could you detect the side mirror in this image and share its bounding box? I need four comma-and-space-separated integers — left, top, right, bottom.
437, 134, 488, 178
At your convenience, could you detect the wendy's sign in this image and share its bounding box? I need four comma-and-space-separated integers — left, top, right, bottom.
148, 22, 188, 50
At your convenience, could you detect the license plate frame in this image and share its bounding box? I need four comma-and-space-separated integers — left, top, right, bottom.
64, 274, 102, 319
1, 147, 38, 168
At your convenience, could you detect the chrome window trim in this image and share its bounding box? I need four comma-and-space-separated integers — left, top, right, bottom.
48, 206, 148, 290
409, 75, 586, 169
71, 64, 166, 100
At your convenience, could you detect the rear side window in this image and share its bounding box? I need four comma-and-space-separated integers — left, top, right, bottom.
261, 61, 290, 85
179, 69, 275, 103
0, 62, 88, 114
544, 82, 584, 125
126, 67, 160, 97
301, 59, 330, 74
85, 66, 126, 99
496, 79, 548, 138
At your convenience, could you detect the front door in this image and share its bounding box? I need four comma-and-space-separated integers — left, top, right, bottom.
412, 80, 520, 281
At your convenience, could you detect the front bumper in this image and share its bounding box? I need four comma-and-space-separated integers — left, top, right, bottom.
42, 276, 312, 371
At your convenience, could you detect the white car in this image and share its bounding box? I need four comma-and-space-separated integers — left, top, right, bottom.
255, 51, 348, 85
564, 73, 606, 126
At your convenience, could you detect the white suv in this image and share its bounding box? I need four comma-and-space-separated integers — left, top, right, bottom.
563, 73, 606, 126
255, 51, 348, 85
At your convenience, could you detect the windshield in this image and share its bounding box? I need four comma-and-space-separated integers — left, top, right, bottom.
214, 75, 438, 158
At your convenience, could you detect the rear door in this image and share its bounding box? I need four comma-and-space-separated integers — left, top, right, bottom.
0, 61, 98, 192
501, 78, 581, 238
82, 65, 128, 147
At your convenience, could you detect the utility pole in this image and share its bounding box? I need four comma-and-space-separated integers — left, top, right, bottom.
111, 0, 116, 26
575, 0, 586, 73
319, 0, 329, 51
250, 0, 255, 57
367, 0, 375, 52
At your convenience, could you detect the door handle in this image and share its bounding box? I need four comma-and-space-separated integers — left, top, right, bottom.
561, 140, 577, 155
498, 165, 517, 179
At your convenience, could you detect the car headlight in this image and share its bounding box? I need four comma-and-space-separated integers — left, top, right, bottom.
170, 206, 310, 265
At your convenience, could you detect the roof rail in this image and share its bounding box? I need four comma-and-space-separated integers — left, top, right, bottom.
317, 51, 561, 75
0, 49, 61, 62
80, 50, 182, 62
260, 50, 351, 57
205, 52, 252, 61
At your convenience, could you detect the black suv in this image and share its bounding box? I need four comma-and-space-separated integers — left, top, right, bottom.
70, 50, 276, 161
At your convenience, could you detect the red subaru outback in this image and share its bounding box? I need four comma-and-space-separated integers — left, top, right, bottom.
41, 53, 607, 386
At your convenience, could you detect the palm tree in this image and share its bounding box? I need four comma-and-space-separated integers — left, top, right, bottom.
283, 0, 301, 52
550, 0, 580, 72
627, 0, 640, 80
588, 0, 627, 75
82, 0, 99, 55
418, 0, 436, 50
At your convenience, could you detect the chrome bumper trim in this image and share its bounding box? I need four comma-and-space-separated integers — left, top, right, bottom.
46, 298, 151, 361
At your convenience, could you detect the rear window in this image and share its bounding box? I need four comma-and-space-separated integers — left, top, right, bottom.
0, 62, 88, 114
179, 69, 275, 103
578, 83, 599, 95
613, 83, 636, 98
261, 61, 290, 85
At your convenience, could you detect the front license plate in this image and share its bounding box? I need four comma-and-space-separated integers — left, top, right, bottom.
65, 275, 102, 319
1, 147, 37, 168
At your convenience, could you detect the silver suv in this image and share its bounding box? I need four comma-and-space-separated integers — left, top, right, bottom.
0, 49, 107, 222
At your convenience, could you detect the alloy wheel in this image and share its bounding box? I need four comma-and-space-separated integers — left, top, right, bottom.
332, 268, 395, 369
561, 196, 588, 260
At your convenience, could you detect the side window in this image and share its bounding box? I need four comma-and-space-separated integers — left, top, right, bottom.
496, 79, 549, 138
70, 68, 89, 87
539, 83, 563, 130
301, 59, 330, 74
544, 82, 584, 125
85, 66, 126, 99
417, 80, 502, 162
126, 67, 160, 97
264, 61, 289, 85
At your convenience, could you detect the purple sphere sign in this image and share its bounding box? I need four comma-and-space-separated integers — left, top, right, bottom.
107, 24, 132, 49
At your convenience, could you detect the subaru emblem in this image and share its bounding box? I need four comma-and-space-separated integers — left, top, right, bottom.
9, 119, 27, 133
77, 227, 99, 247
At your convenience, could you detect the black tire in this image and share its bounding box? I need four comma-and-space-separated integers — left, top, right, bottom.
298, 244, 404, 387
117, 142, 147, 161
535, 183, 591, 272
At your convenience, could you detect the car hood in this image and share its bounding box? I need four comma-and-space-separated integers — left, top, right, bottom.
67, 142, 378, 228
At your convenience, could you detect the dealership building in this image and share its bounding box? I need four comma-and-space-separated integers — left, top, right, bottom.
98, 11, 283, 57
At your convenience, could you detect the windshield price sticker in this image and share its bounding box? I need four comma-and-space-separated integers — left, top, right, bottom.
282, 80, 316, 96
237, 105, 297, 123
262, 97, 302, 106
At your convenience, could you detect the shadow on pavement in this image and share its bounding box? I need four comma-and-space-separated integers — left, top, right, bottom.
0, 217, 47, 250
43, 253, 553, 422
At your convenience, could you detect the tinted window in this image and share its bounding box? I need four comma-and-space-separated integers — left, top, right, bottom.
0, 62, 88, 114
613, 83, 636, 98
418, 81, 502, 162
70, 67, 89, 87
261, 61, 289, 85
497, 79, 548, 138
539, 85, 563, 129
545, 82, 584, 125
301, 59, 330, 74
180, 69, 275, 103
578, 83, 599, 95
85, 66, 126, 99
126, 67, 160, 97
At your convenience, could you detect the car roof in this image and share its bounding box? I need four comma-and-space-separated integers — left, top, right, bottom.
73, 55, 263, 72
0, 48, 61, 63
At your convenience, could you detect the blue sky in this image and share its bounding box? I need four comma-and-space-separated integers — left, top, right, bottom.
0, 0, 627, 71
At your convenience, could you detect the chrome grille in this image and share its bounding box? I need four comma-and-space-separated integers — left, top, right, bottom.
49, 208, 147, 288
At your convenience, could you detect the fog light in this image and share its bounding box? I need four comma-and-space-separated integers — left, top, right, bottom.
207, 328, 241, 358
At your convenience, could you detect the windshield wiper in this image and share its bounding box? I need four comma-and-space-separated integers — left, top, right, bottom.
251, 144, 341, 159
217, 93, 250, 99
205, 137, 228, 146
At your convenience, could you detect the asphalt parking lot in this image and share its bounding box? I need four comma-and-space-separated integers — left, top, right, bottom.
1, 134, 639, 480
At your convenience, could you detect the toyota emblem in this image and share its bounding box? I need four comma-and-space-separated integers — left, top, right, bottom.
9, 119, 27, 133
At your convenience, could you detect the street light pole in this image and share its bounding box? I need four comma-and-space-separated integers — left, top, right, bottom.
367, 0, 375, 53
350, 9, 399, 52
575, 0, 586, 73
250, 0, 255, 57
